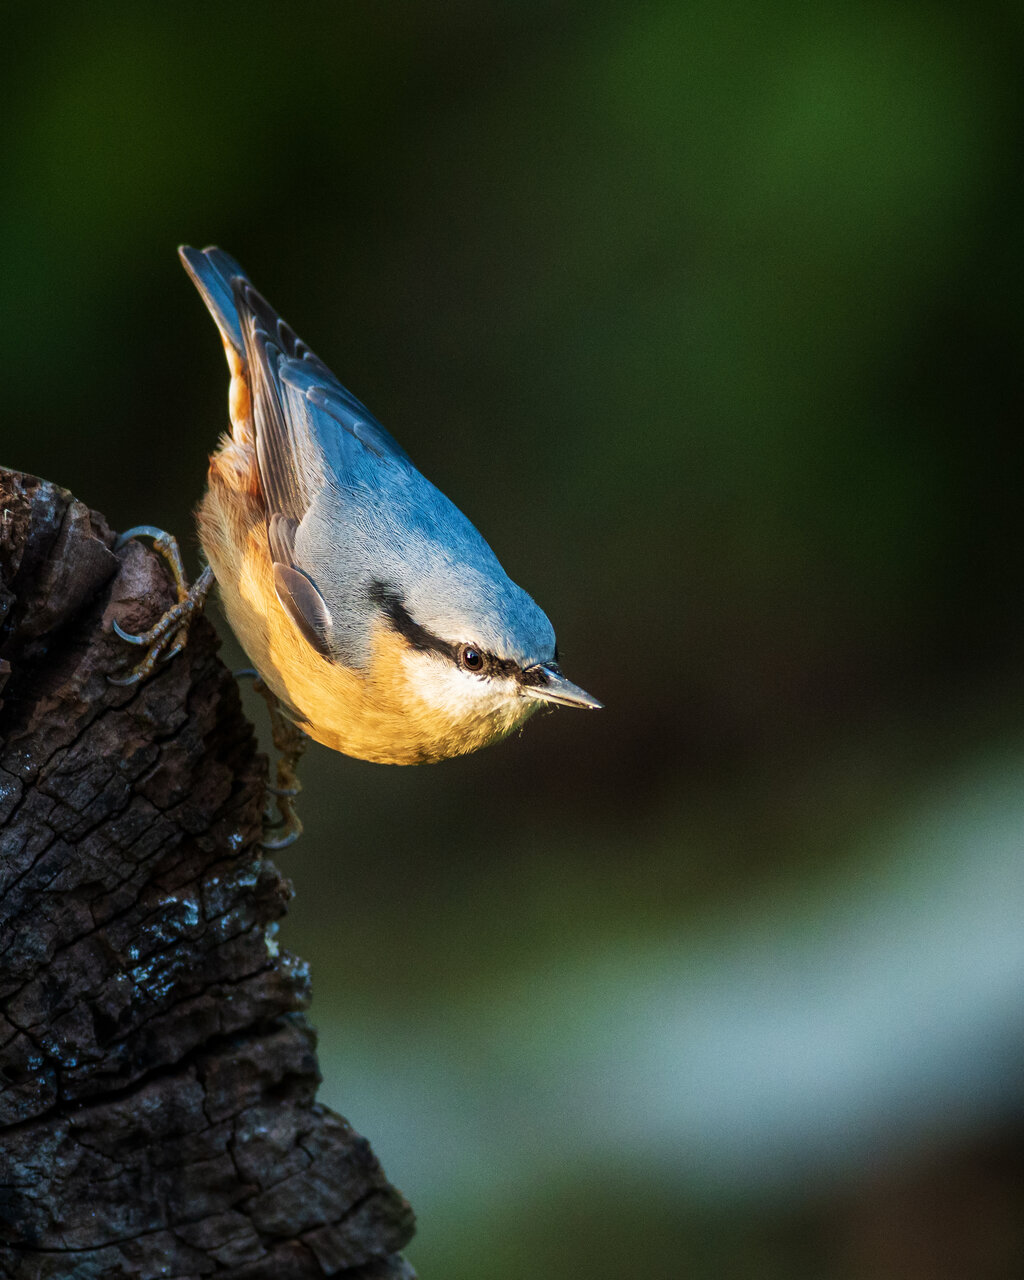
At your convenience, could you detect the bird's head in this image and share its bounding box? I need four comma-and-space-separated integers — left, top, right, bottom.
363, 563, 601, 760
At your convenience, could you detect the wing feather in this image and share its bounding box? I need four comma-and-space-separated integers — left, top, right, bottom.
183, 246, 414, 664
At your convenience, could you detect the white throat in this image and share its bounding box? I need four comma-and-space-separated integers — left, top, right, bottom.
401, 649, 522, 720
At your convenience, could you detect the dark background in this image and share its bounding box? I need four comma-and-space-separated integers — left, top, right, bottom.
5, 4, 1024, 1275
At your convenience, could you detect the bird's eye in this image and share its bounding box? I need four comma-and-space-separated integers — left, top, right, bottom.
459, 645, 485, 673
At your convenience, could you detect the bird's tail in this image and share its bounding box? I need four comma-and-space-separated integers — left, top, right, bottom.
179, 244, 249, 362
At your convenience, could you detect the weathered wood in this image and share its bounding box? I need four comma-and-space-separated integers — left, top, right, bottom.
0, 469, 415, 1279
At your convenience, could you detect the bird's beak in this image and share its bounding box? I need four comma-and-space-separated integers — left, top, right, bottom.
522, 665, 604, 710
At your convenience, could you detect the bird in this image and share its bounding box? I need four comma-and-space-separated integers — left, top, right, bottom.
112, 246, 600, 824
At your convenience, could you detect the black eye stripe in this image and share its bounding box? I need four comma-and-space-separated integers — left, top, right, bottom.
368, 580, 459, 662
369, 580, 510, 676
368, 580, 541, 681
486, 654, 524, 680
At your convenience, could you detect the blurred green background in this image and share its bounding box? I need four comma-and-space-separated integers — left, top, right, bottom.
6, 3, 1024, 1275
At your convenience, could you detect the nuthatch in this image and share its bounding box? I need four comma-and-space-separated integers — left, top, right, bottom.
114, 247, 600, 810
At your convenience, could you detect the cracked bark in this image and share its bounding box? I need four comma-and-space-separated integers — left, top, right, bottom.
0, 469, 416, 1280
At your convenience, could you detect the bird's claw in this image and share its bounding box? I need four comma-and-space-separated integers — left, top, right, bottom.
109, 526, 213, 687
234, 669, 309, 850
261, 821, 302, 852
112, 618, 148, 647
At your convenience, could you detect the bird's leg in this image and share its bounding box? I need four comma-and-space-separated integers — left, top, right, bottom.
110, 526, 214, 686
235, 669, 308, 850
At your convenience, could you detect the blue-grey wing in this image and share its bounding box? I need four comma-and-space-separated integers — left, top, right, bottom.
182, 245, 416, 662
230, 275, 412, 659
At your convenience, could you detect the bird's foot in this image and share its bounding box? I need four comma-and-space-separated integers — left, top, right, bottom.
110, 526, 214, 686
235, 669, 309, 850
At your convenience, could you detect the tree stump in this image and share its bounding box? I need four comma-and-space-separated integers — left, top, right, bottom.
0, 469, 415, 1279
